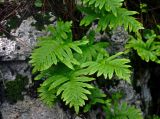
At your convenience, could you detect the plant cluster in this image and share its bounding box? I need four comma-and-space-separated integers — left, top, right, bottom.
30, 0, 160, 118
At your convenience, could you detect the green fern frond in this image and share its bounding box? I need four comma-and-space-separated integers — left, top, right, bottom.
81, 0, 124, 16
80, 6, 143, 32
152, 115, 160, 119
79, 42, 108, 62
126, 37, 160, 63
81, 52, 131, 82
39, 64, 95, 114
30, 21, 88, 72
57, 77, 94, 113
47, 21, 72, 41
97, 8, 143, 32
84, 88, 106, 112
104, 102, 143, 119
75, 31, 109, 63
38, 84, 57, 106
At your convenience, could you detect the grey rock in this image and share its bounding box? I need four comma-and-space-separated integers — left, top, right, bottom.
136, 69, 152, 116
1, 96, 71, 119
109, 80, 141, 108
0, 61, 31, 82
0, 17, 45, 61
0, 17, 45, 82
108, 26, 129, 54
75, 116, 83, 119
89, 25, 128, 54
111, 27, 129, 44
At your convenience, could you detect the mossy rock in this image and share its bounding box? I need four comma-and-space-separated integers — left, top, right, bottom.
5, 75, 29, 103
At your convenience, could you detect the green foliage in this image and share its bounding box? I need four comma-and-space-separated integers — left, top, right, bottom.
83, 87, 106, 112
104, 101, 143, 119
81, 52, 131, 82
140, 3, 148, 13
75, 30, 109, 63
29, 0, 145, 116
152, 115, 160, 119
84, 91, 143, 119
38, 83, 57, 106
34, 0, 43, 7
30, 20, 132, 114
79, 0, 143, 32
81, 0, 123, 16
36, 64, 95, 113
30, 21, 88, 72
126, 30, 160, 63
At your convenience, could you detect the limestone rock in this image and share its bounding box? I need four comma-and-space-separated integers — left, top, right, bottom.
0, 17, 44, 61
1, 96, 71, 119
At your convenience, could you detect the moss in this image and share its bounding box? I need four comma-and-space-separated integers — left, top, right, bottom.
5, 75, 29, 103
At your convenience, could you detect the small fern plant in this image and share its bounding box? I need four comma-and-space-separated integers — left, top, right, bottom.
104, 100, 143, 119
83, 89, 143, 119
126, 29, 160, 63
30, 20, 132, 113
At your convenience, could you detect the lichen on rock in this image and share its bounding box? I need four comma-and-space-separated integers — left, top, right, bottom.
0, 17, 44, 61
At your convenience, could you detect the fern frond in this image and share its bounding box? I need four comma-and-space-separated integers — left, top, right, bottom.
39, 64, 95, 114
126, 37, 160, 63
152, 115, 160, 119
47, 21, 72, 41
81, 52, 131, 82
38, 84, 57, 106
81, 0, 124, 16
57, 77, 94, 113
97, 8, 143, 32
75, 31, 109, 63
80, 7, 143, 32
84, 88, 106, 112
104, 102, 143, 119
30, 21, 88, 72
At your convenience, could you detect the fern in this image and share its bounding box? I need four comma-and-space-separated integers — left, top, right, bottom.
38, 84, 57, 106
36, 64, 95, 113
83, 87, 106, 112
97, 8, 143, 32
81, 0, 123, 16
152, 115, 160, 119
126, 36, 160, 63
79, 0, 143, 32
75, 31, 109, 63
30, 21, 132, 114
104, 101, 143, 119
29, 21, 88, 72
81, 52, 131, 82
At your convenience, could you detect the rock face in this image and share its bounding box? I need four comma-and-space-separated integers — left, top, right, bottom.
0, 17, 42, 61
0, 61, 31, 82
1, 96, 71, 119
136, 68, 152, 116
109, 26, 129, 53
0, 17, 39, 83
109, 80, 141, 108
